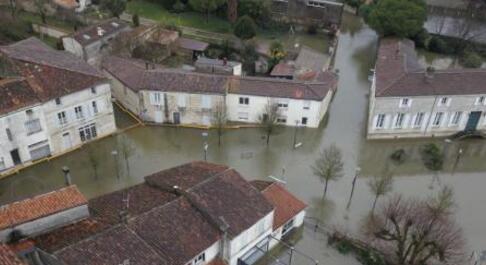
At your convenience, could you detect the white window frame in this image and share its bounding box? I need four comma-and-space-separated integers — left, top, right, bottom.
92, 101, 98, 114
413, 112, 425, 128
57, 111, 67, 125
432, 112, 444, 127
475, 96, 485, 106
399, 98, 411, 108
201, 95, 211, 109
239, 97, 250, 105
450, 111, 462, 126
394, 113, 405, 129
375, 114, 386, 129
303, 101, 311, 110
74, 106, 84, 119
238, 112, 249, 120
178, 95, 187, 108
438, 97, 450, 106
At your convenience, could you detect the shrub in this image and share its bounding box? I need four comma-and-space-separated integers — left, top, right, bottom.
307, 24, 318, 35
238, 0, 271, 26
390, 149, 407, 164
336, 240, 352, 254
172, 0, 186, 12
421, 143, 444, 171
132, 13, 140, 27
233, 15, 257, 40
413, 28, 430, 48
428, 37, 453, 54
461, 51, 483, 68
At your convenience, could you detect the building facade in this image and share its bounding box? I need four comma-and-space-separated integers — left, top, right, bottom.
103, 56, 338, 128
0, 38, 116, 173
368, 38, 486, 139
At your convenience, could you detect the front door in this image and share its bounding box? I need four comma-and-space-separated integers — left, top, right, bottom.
10, 149, 21, 165
465, 111, 482, 131
154, 110, 163, 123
62, 132, 72, 150
173, 112, 181, 124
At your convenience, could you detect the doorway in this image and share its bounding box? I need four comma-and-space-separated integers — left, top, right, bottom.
173, 112, 181, 124
465, 111, 482, 131
62, 132, 72, 150
154, 110, 163, 123
10, 149, 21, 165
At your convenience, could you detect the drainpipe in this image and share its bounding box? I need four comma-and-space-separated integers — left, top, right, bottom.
62, 166, 72, 186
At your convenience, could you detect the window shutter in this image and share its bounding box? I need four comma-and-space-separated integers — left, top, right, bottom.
403, 114, 410, 129
178, 95, 186, 107
372, 115, 378, 129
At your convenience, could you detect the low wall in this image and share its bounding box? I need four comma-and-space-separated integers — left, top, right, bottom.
32, 23, 69, 39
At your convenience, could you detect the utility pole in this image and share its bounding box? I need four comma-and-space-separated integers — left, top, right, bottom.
346, 167, 360, 210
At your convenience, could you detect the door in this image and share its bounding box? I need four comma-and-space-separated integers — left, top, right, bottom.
154, 110, 163, 123
465, 111, 482, 131
10, 149, 21, 165
173, 112, 181, 124
62, 132, 72, 150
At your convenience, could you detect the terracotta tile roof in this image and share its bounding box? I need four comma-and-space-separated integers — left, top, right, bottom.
0, 38, 106, 115
103, 56, 337, 100
70, 19, 129, 47
176, 37, 209, 51
259, 183, 307, 229
375, 38, 486, 97
128, 198, 220, 265
187, 169, 274, 236
55, 225, 168, 265
145, 161, 230, 191
0, 186, 87, 230
0, 244, 26, 265
270, 62, 295, 77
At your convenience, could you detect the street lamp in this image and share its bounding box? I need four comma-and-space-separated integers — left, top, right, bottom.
111, 150, 120, 179
346, 167, 361, 210
202, 132, 209, 161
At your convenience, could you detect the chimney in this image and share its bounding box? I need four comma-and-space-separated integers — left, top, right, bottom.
62, 166, 72, 186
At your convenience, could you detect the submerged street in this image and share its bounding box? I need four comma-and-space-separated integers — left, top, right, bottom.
1, 13, 485, 263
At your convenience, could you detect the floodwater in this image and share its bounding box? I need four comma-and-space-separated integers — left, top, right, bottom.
1, 13, 486, 263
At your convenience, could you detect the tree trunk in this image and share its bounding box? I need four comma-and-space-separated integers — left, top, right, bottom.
372, 194, 379, 213
125, 158, 130, 177
323, 179, 329, 199
266, 132, 270, 145
218, 131, 222, 146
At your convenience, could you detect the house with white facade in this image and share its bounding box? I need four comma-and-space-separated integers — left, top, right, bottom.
102, 56, 338, 128
0, 37, 116, 173
62, 19, 130, 65
368, 38, 486, 139
2, 161, 307, 265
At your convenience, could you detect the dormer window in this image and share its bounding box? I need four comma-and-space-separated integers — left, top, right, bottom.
55, 98, 61, 105
91, 87, 96, 94
399, 98, 411, 108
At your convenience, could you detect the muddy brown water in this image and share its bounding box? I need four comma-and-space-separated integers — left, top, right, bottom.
1, 13, 485, 263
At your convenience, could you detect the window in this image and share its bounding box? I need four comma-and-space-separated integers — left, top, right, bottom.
399, 98, 411, 108
282, 219, 295, 236
301, 117, 308, 125
57, 111, 67, 125
375, 114, 386, 129
91, 87, 96, 94
303, 101, 311, 110
26, 109, 34, 116
178, 95, 187, 108
6, 128, 13, 141
201, 95, 211, 109
476, 96, 485, 105
394, 113, 405, 128
92, 101, 98, 114
278, 102, 289, 108
154, 93, 162, 105
277, 117, 287, 123
450, 111, 462, 126
25, 119, 42, 135
239, 97, 249, 105
433, 112, 444, 127
0, 158, 5, 170
55, 98, 61, 105
75, 106, 84, 119
193, 253, 205, 265
439, 97, 449, 106
413, 112, 425, 128
79, 123, 97, 142
238, 112, 249, 120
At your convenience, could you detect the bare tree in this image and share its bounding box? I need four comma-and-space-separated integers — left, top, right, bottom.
8, 0, 17, 20
34, 0, 47, 24
259, 102, 280, 145
212, 102, 227, 146
312, 144, 344, 199
118, 135, 135, 177
364, 186, 465, 265
368, 169, 394, 214
87, 147, 99, 179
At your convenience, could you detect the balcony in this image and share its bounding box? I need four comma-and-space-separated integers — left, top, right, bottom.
25, 119, 42, 135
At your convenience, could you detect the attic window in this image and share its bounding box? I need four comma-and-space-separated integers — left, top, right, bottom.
55, 98, 61, 105
83, 34, 91, 40
111, 22, 119, 27
91, 87, 96, 94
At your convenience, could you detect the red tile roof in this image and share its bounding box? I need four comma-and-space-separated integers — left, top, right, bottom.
375, 38, 486, 97
0, 186, 87, 230
0, 244, 25, 265
256, 182, 307, 230
270, 62, 295, 77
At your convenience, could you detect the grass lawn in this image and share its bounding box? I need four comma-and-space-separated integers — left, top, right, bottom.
127, 0, 232, 33
16, 10, 76, 32
256, 30, 330, 53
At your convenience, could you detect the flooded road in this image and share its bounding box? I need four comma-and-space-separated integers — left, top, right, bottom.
1, 13, 486, 262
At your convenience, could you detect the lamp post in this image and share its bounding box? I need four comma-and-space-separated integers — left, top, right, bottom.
111, 150, 120, 179
346, 167, 361, 210
202, 132, 208, 161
